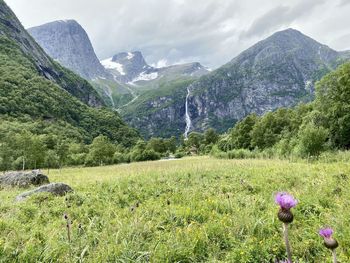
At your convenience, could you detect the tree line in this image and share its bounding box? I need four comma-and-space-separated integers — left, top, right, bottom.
1, 62, 350, 171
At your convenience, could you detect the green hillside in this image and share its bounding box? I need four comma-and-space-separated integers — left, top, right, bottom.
0, 0, 139, 145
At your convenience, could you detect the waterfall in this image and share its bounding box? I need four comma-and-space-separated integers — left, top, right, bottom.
104, 85, 115, 108
184, 87, 192, 139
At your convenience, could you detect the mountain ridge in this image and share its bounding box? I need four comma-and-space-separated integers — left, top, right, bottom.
101, 50, 208, 85
121, 28, 349, 138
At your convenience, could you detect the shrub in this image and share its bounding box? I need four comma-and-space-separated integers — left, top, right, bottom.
175, 151, 186, 159
295, 123, 328, 158
130, 149, 160, 162
113, 152, 130, 164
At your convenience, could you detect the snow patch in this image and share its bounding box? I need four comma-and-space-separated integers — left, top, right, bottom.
127, 52, 134, 60
101, 58, 125, 75
151, 59, 168, 68
305, 80, 312, 89
131, 72, 158, 82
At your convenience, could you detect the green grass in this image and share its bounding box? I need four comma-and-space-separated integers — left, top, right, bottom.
1, 157, 350, 262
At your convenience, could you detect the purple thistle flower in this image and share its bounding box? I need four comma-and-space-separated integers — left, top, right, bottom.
319, 227, 339, 253
319, 228, 333, 239
275, 192, 298, 210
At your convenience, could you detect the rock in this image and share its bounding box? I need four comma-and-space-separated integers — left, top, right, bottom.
15, 183, 73, 201
28, 20, 109, 80
0, 170, 49, 188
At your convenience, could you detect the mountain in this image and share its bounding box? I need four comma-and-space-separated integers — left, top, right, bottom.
28, 20, 208, 109
101, 51, 153, 83
340, 50, 350, 60
101, 51, 208, 85
28, 20, 108, 80
121, 29, 349, 138
0, 0, 138, 145
0, 7, 102, 107
98, 51, 208, 108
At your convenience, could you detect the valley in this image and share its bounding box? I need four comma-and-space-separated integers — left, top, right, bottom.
1, 157, 349, 262
1, 0, 350, 261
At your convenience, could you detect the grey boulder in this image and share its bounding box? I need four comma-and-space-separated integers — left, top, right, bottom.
16, 183, 73, 201
0, 170, 49, 188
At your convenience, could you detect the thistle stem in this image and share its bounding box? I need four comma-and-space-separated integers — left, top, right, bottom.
66, 222, 71, 243
283, 223, 292, 263
332, 249, 337, 263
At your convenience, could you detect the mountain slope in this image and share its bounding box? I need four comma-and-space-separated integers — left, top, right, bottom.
187, 28, 343, 132
121, 78, 195, 138
340, 50, 350, 60
28, 19, 209, 109
28, 20, 108, 80
0, 0, 138, 145
0, 3, 103, 107
122, 29, 348, 138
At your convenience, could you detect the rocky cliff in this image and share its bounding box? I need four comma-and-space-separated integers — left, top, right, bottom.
122, 29, 348, 138
28, 20, 108, 80
188, 28, 342, 132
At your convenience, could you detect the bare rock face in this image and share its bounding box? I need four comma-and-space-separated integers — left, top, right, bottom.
15, 183, 73, 201
0, 170, 50, 188
28, 20, 108, 80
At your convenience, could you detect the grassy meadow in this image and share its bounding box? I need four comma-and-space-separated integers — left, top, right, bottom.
0, 157, 350, 262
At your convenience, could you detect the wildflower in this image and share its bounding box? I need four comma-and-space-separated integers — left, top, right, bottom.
319, 227, 339, 250
275, 192, 297, 263
275, 192, 297, 223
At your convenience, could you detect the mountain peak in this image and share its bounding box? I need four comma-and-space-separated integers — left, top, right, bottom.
105, 51, 152, 82
112, 51, 146, 63
270, 28, 312, 41
276, 28, 301, 34
230, 28, 339, 66
30, 19, 81, 30
28, 19, 108, 80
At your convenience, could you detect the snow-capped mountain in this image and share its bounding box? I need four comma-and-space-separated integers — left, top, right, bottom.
101, 51, 208, 85
28, 20, 209, 109
101, 51, 155, 83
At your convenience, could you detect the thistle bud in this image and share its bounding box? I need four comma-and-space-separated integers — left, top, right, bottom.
324, 238, 338, 250
319, 228, 339, 250
278, 209, 294, 224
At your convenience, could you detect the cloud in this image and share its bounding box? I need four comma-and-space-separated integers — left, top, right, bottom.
338, 0, 350, 6
5, 0, 350, 68
241, 0, 326, 39
151, 59, 168, 68
241, 6, 290, 39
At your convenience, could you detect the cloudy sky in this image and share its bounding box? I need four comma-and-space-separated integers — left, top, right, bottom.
6, 0, 350, 68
